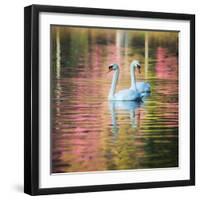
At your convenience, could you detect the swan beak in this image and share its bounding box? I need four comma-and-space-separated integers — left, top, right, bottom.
107, 65, 113, 73
137, 64, 141, 73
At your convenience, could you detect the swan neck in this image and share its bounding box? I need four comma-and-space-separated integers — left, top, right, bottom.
130, 66, 137, 91
109, 69, 119, 99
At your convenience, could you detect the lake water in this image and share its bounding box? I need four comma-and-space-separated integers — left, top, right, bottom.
51, 27, 178, 173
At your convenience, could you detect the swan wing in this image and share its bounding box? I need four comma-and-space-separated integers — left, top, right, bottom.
136, 82, 151, 93
114, 89, 141, 101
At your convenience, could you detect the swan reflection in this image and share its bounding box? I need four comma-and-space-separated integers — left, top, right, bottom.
109, 100, 143, 136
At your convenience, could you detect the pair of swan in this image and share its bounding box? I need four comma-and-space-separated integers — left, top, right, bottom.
108, 60, 150, 101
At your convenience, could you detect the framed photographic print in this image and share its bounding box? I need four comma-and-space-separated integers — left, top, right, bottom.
24, 4, 195, 195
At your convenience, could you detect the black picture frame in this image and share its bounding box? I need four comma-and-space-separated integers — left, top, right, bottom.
24, 4, 195, 196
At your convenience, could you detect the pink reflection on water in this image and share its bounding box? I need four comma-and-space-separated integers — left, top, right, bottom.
155, 47, 178, 80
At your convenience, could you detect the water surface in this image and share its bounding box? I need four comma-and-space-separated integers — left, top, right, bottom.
51, 27, 178, 173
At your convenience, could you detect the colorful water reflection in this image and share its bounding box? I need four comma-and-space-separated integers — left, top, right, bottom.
51, 26, 178, 173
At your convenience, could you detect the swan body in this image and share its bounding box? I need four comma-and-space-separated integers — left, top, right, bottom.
108, 63, 143, 101
109, 100, 141, 111
130, 60, 151, 93
111, 89, 143, 101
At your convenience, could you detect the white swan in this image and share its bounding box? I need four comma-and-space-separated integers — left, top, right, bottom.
108, 64, 143, 101
130, 60, 151, 93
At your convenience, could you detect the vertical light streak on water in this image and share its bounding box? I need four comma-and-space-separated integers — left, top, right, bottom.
56, 27, 61, 79
145, 31, 149, 79
124, 31, 129, 67
115, 30, 122, 66
115, 31, 129, 81
55, 27, 61, 122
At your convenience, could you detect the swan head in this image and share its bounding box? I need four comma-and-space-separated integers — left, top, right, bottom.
108, 63, 119, 72
130, 60, 141, 73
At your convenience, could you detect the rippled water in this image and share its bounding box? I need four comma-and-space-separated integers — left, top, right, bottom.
51, 27, 178, 173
